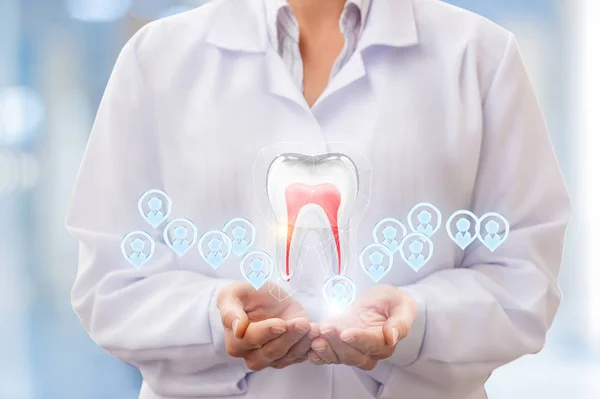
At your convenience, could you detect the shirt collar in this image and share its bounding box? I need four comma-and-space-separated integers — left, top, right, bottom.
264, 0, 372, 47
206, 0, 419, 53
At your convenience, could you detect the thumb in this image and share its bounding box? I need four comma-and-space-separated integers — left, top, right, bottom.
383, 301, 416, 347
218, 290, 250, 338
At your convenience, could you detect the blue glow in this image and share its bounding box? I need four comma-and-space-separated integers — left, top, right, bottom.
359, 243, 393, 283
240, 251, 275, 290
198, 230, 233, 269
476, 212, 510, 252
163, 218, 198, 257
223, 217, 256, 257
322, 275, 356, 310
66, 0, 133, 22
138, 189, 172, 228
446, 210, 479, 250
121, 231, 155, 269
407, 202, 442, 238
372, 217, 408, 254
0, 86, 45, 145
399, 233, 434, 272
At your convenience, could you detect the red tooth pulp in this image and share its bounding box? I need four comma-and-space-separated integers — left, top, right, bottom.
285, 183, 342, 278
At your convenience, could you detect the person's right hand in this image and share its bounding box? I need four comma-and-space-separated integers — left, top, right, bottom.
217, 281, 319, 371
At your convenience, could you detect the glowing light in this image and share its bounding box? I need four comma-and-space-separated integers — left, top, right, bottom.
0, 86, 44, 145
66, 0, 133, 22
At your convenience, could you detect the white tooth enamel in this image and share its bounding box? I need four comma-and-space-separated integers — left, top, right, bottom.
267, 154, 358, 279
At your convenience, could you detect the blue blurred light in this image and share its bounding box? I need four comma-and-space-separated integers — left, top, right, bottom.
129, 0, 170, 20
0, 86, 45, 146
156, 5, 193, 19
66, 0, 133, 22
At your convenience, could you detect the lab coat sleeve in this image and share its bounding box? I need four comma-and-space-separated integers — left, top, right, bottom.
384, 34, 571, 394
66, 29, 250, 398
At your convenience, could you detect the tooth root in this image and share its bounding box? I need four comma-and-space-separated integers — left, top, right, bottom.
312, 227, 340, 276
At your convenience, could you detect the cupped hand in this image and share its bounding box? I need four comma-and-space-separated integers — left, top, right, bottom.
217, 281, 319, 371
308, 285, 417, 370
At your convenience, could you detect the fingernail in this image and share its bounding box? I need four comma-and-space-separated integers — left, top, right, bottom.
294, 325, 309, 334
392, 327, 399, 345
232, 319, 239, 334
314, 345, 327, 352
309, 353, 320, 362
320, 325, 335, 335
271, 327, 286, 335
341, 333, 355, 343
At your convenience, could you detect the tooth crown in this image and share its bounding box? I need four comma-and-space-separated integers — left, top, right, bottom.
267, 153, 359, 280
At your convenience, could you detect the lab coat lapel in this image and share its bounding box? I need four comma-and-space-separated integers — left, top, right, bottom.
316, 0, 419, 106
265, 50, 311, 112
357, 0, 419, 51
315, 52, 367, 108
206, 0, 268, 53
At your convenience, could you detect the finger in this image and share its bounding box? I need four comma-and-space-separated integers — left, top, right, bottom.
273, 322, 319, 367
340, 328, 385, 354
242, 318, 288, 348
320, 326, 368, 367
218, 287, 249, 338
383, 303, 416, 347
308, 350, 327, 365
246, 318, 310, 369
311, 337, 339, 364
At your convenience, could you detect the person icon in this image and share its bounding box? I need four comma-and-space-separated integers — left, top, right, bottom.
240, 251, 274, 289
416, 210, 434, 236
407, 240, 426, 269
145, 197, 164, 227
483, 220, 503, 249
367, 251, 386, 281
129, 238, 148, 268
331, 282, 350, 306
206, 238, 225, 267
172, 226, 191, 255
382, 226, 399, 254
231, 225, 250, 256
247, 258, 267, 288
121, 231, 155, 268
454, 218, 473, 248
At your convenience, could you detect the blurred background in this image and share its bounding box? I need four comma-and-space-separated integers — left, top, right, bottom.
0, 0, 598, 398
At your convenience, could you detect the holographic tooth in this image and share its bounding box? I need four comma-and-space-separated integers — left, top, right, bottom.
267, 153, 359, 280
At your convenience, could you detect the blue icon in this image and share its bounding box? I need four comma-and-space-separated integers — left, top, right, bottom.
223, 218, 256, 257
407, 202, 442, 238
359, 243, 393, 283
163, 218, 198, 257
138, 189, 172, 228
477, 212, 510, 252
240, 251, 275, 290
322, 275, 357, 310
446, 210, 479, 250
372, 218, 407, 255
198, 230, 233, 269
121, 231, 155, 269
399, 233, 433, 272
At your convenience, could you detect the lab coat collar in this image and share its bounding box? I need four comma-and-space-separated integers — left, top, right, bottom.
206, 0, 418, 53
357, 0, 419, 51
206, 0, 269, 53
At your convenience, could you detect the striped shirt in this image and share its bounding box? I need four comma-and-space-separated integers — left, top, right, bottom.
264, 0, 372, 92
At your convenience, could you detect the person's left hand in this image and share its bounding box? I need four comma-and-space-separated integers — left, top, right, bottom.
308, 285, 417, 370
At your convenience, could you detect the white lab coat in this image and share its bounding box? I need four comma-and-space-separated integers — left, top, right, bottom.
66, 0, 571, 398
